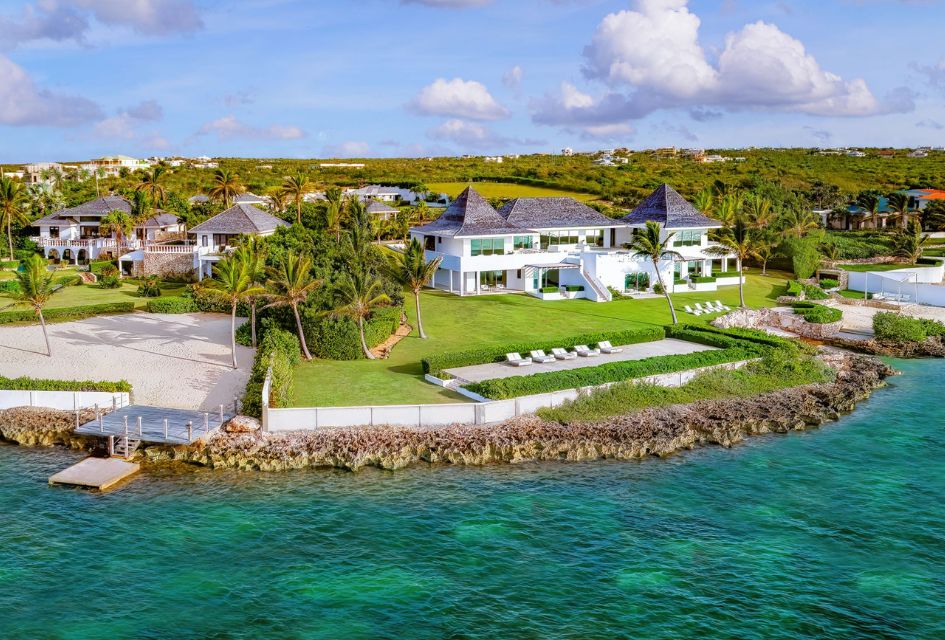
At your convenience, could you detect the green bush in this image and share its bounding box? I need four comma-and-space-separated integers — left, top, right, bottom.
236, 321, 252, 346
99, 264, 119, 278
673, 278, 687, 285
97, 275, 121, 289
137, 276, 162, 298
818, 278, 839, 289
0, 302, 134, 324
422, 326, 667, 377
305, 306, 402, 360
146, 296, 197, 314
564, 285, 585, 292
90, 260, 115, 274
782, 237, 821, 279
666, 324, 798, 351
792, 302, 842, 324
540, 286, 559, 293
873, 312, 945, 343
652, 283, 664, 294
0, 375, 131, 393
0, 280, 20, 294
786, 280, 829, 300
690, 276, 717, 284
55, 274, 82, 287
242, 327, 301, 418
0, 260, 20, 270
190, 284, 249, 316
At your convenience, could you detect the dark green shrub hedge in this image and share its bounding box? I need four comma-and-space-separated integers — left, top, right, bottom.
792, 302, 842, 324
786, 280, 829, 300
540, 286, 559, 293
564, 285, 585, 292
0, 280, 20, 294
666, 324, 796, 351
819, 278, 839, 289
190, 285, 249, 316
146, 296, 197, 314
0, 260, 20, 270
305, 306, 402, 360
0, 302, 135, 324
423, 326, 667, 378
97, 275, 121, 289
873, 312, 945, 343
691, 276, 717, 284
242, 327, 301, 418
0, 375, 131, 393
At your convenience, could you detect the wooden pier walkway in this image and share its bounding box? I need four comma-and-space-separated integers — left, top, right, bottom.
76, 404, 235, 446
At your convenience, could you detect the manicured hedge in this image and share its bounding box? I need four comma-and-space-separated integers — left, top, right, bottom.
0, 302, 135, 324
0, 280, 19, 294
55, 274, 83, 287
690, 276, 717, 284
873, 312, 945, 343
666, 324, 796, 351
422, 326, 667, 378
786, 280, 829, 300
0, 260, 20, 270
540, 286, 559, 293
792, 302, 842, 324
304, 306, 402, 360
819, 278, 839, 289
466, 346, 756, 400
242, 327, 301, 418
0, 375, 131, 393
564, 285, 585, 292
147, 296, 197, 314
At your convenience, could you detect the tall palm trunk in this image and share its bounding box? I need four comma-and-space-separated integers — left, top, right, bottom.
358, 316, 374, 360
414, 290, 426, 339
250, 301, 257, 348
737, 257, 746, 308
653, 259, 678, 324
37, 308, 51, 356
7, 217, 14, 262
296, 200, 302, 225
230, 300, 238, 369
292, 302, 313, 360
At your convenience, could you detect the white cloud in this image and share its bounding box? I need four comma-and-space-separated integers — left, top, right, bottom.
198, 115, 306, 140
913, 59, 945, 93
410, 77, 510, 120
0, 54, 102, 126
427, 118, 545, 149
124, 99, 163, 121
322, 141, 370, 158
502, 65, 523, 89
530, 83, 638, 137
91, 100, 164, 139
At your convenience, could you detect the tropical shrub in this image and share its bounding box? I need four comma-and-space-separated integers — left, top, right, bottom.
242, 327, 301, 418
0, 280, 20, 294
0, 302, 134, 324
0, 375, 131, 392
422, 327, 667, 377
792, 302, 842, 324
146, 296, 197, 314
99, 264, 119, 277
97, 275, 121, 289
303, 306, 402, 360
873, 312, 945, 343
0, 260, 20, 270
137, 276, 162, 297
564, 285, 585, 292
819, 278, 839, 289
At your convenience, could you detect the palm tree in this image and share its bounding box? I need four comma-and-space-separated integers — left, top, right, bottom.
716, 192, 743, 228
819, 241, 841, 264
752, 237, 779, 275
692, 189, 715, 216
267, 188, 289, 215
0, 177, 29, 261
206, 255, 265, 369
282, 171, 311, 225
778, 207, 819, 238
385, 239, 441, 339
136, 167, 167, 215
886, 192, 912, 230
15, 254, 57, 356
265, 251, 321, 360
208, 168, 243, 208
327, 268, 391, 359
892, 219, 931, 264
236, 237, 267, 348
99, 209, 137, 248
323, 198, 343, 242
856, 193, 882, 230
706, 218, 753, 308
743, 194, 774, 229
625, 221, 683, 324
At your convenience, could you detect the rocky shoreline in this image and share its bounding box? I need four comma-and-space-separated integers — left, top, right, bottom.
1, 352, 894, 472
824, 336, 945, 358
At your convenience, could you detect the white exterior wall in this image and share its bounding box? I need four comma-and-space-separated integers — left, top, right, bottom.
0, 390, 129, 411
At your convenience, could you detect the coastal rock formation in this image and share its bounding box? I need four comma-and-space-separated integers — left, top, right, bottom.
224, 416, 261, 433
826, 336, 945, 358
141, 353, 893, 472
713, 307, 843, 340
0, 407, 99, 449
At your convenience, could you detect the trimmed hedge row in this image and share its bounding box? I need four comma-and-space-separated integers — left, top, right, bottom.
873, 312, 945, 343
786, 280, 830, 300
666, 324, 797, 351
0, 375, 131, 393
0, 302, 135, 324
242, 327, 301, 418
792, 302, 842, 324
466, 345, 756, 400
0, 280, 19, 293
422, 326, 667, 378
305, 306, 402, 360
147, 296, 198, 314
0, 260, 20, 269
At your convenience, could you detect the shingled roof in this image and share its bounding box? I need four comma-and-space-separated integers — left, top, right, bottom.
366, 200, 398, 216
411, 187, 523, 237
188, 204, 289, 235
32, 196, 131, 226
621, 184, 722, 229
498, 197, 621, 229
138, 213, 181, 228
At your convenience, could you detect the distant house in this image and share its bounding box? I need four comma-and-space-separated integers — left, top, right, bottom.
561, 148, 574, 157
344, 184, 424, 204
88, 155, 151, 177
188, 195, 210, 205
365, 200, 399, 221
483, 156, 504, 163
188, 204, 289, 280
233, 192, 269, 206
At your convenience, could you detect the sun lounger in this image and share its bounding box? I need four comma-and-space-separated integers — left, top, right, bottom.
574, 344, 600, 357
551, 347, 577, 360
529, 349, 556, 364
505, 352, 532, 367
684, 305, 702, 316
597, 340, 623, 354
714, 300, 731, 311
695, 302, 708, 313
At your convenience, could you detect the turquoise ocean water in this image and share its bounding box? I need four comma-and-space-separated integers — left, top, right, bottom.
1, 359, 943, 639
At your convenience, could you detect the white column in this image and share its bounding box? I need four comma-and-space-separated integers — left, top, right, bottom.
476, 271, 480, 294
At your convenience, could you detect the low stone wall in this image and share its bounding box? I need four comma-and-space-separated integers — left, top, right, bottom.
830, 294, 901, 311
139, 252, 194, 278
713, 307, 843, 339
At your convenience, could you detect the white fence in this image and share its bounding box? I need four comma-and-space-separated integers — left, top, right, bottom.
0, 390, 130, 411
261, 361, 749, 432
848, 270, 945, 308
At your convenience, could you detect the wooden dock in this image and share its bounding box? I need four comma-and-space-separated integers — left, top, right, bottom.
75, 404, 235, 446
49, 457, 140, 490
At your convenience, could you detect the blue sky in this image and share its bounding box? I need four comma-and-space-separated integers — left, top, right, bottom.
1, 0, 943, 162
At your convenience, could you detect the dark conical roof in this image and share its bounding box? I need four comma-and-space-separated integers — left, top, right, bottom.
412, 187, 524, 237
621, 184, 722, 229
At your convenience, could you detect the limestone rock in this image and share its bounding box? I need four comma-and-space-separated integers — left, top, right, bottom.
224, 415, 261, 433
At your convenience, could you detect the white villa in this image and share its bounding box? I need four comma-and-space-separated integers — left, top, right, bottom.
409, 185, 741, 303
184, 204, 288, 280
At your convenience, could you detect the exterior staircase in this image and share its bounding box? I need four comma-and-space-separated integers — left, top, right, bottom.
581, 269, 612, 302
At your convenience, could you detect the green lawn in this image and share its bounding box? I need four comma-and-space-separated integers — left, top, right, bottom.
290, 271, 790, 407
428, 182, 599, 202
0, 277, 187, 312
838, 263, 921, 272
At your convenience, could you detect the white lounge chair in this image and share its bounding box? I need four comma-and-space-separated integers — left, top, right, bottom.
505, 352, 532, 367
684, 305, 702, 316
529, 349, 555, 364
551, 347, 577, 360
714, 300, 731, 311
694, 302, 708, 314
575, 345, 600, 357
598, 341, 623, 354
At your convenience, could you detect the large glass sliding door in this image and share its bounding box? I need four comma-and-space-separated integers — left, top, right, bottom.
479, 270, 507, 288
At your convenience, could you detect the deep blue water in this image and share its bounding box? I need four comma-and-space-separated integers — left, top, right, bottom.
1, 359, 943, 639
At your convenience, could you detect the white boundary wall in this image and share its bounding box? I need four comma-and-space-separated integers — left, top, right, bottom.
0, 390, 130, 411
848, 270, 945, 308
262, 361, 750, 432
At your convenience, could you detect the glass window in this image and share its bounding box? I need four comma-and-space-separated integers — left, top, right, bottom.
471, 239, 481, 256
675, 230, 703, 247
585, 229, 604, 247
514, 235, 533, 250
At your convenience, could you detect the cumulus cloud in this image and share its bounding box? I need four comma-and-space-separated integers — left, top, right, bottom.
124, 99, 163, 121
91, 99, 164, 139
912, 59, 945, 93
537, 0, 907, 133
322, 141, 371, 158
410, 78, 510, 120
0, 54, 102, 126
0, 0, 202, 47
502, 65, 523, 89
531, 82, 638, 137
427, 118, 544, 149
198, 115, 306, 140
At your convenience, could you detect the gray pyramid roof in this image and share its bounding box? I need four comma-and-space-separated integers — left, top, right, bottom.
32, 195, 131, 226
498, 197, 621, 229
366, 200, 398, 215
621, 184, 722, 229
138, 212, 180, 228
188, 203, 289, 235
411, 187, 523, 237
